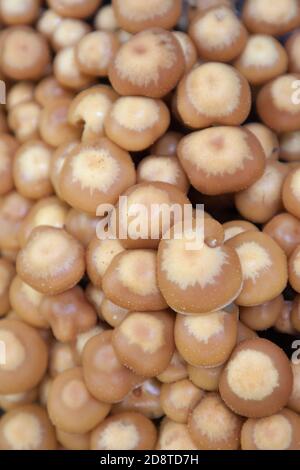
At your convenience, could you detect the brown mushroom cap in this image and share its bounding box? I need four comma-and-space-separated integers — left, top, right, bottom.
104, 96, 170, 152
160, 379, 204, 424
219, 338, 293, 418
263, 212, 300, 256
288, 246, 300, 293
240, 295, 284, 331
68, 85, 118, 142
150, 131, 183, 157
90, 411, 157, 450
244, 122, 279, 161
283, 167, 300, 219
82, 330, 142, 404
288, 362, 300, 414
234, 34, 288, 86
0, 258, 15, 317
86, 237, 125, 288
47, 367, 110, 434
114, 181, 190, 250
59, 138, 136, 214
235, 161, 289, 224
274, 300, 297, 335
102, 249, 167, 312
226, 231, 287, 307
9, 275, 47, 328
157, 223, 242, 314
175, 305, 238, 367
280, 131, 300, 162
0, 134, 19, 196
112, 379, 163, 420
112, 0, 181, 33
109, 28, 185, 98
0, 404, 56, 450
0, 319, 48, 394
291, 295, 300, 332
257, 74, 300, 133
241, 408, 300, 450
177, 126, 265, 195
157, 350, 188, 384
112, 310, 175, 377
176, 63, 251, 129
189, 6, 248, 63
156, 417, 198, 450
0, 26, 50, 80
48, 0, 102, 19
56, 428, 90, 451
188, 364, 224, 392
40, 286, 97, 343
16, 226, 85, 295
188, 392, 243, 450
242, 0, 300, 35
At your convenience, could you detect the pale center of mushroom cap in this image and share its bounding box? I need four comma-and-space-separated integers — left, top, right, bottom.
54, 19, 87, 44
116, 250, 159, 296
181, 128, 252, 176
139, 157, 181, 185
18, 145, 51, 182
193, 395, 238, 441
71, 147, 120, 193
38, 9, 62, 35
22, 230, 77, 277
96, 5, 117, 30
98, 421, 140, 450
291, 168, 300, 201
56, 47, 81, 79
115, 31, 177, 87
236, 241, 272, 282
224, 226, 245, 241
281, 131, 300, 153
94, 343, 120, 371
0, 265, 10, 296
169, 381, 200, 409
183, 311, 226, 343
119, 313, 165, 354
161, 240, 228, 290
116, 0, 173, 21
246, 164, 283, 203
193, 7, 240, 49
93, 239, 124, 277
73, 93, 112, 134
293, 249, 300, 277
186, 64, 241, 117
248, 0, 298, 24
61, 378, 89, 409
240, 35, 279, 68
3, 412, 42, 450
159, 421, 198, 450
0, 329, 25, 371
4, 30, 43, 69
76, 326, 104, 356
111, 97, 160, 131
253, 415, 292, 450
290, 35, 300, 68
2, 0, 31, 14
0, 153, 9, 173
78, 32, 112, 69
271, 75, 300, 114
227, 349, 279, 400
20, 280, 43, 306
33, 204, 66, 229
